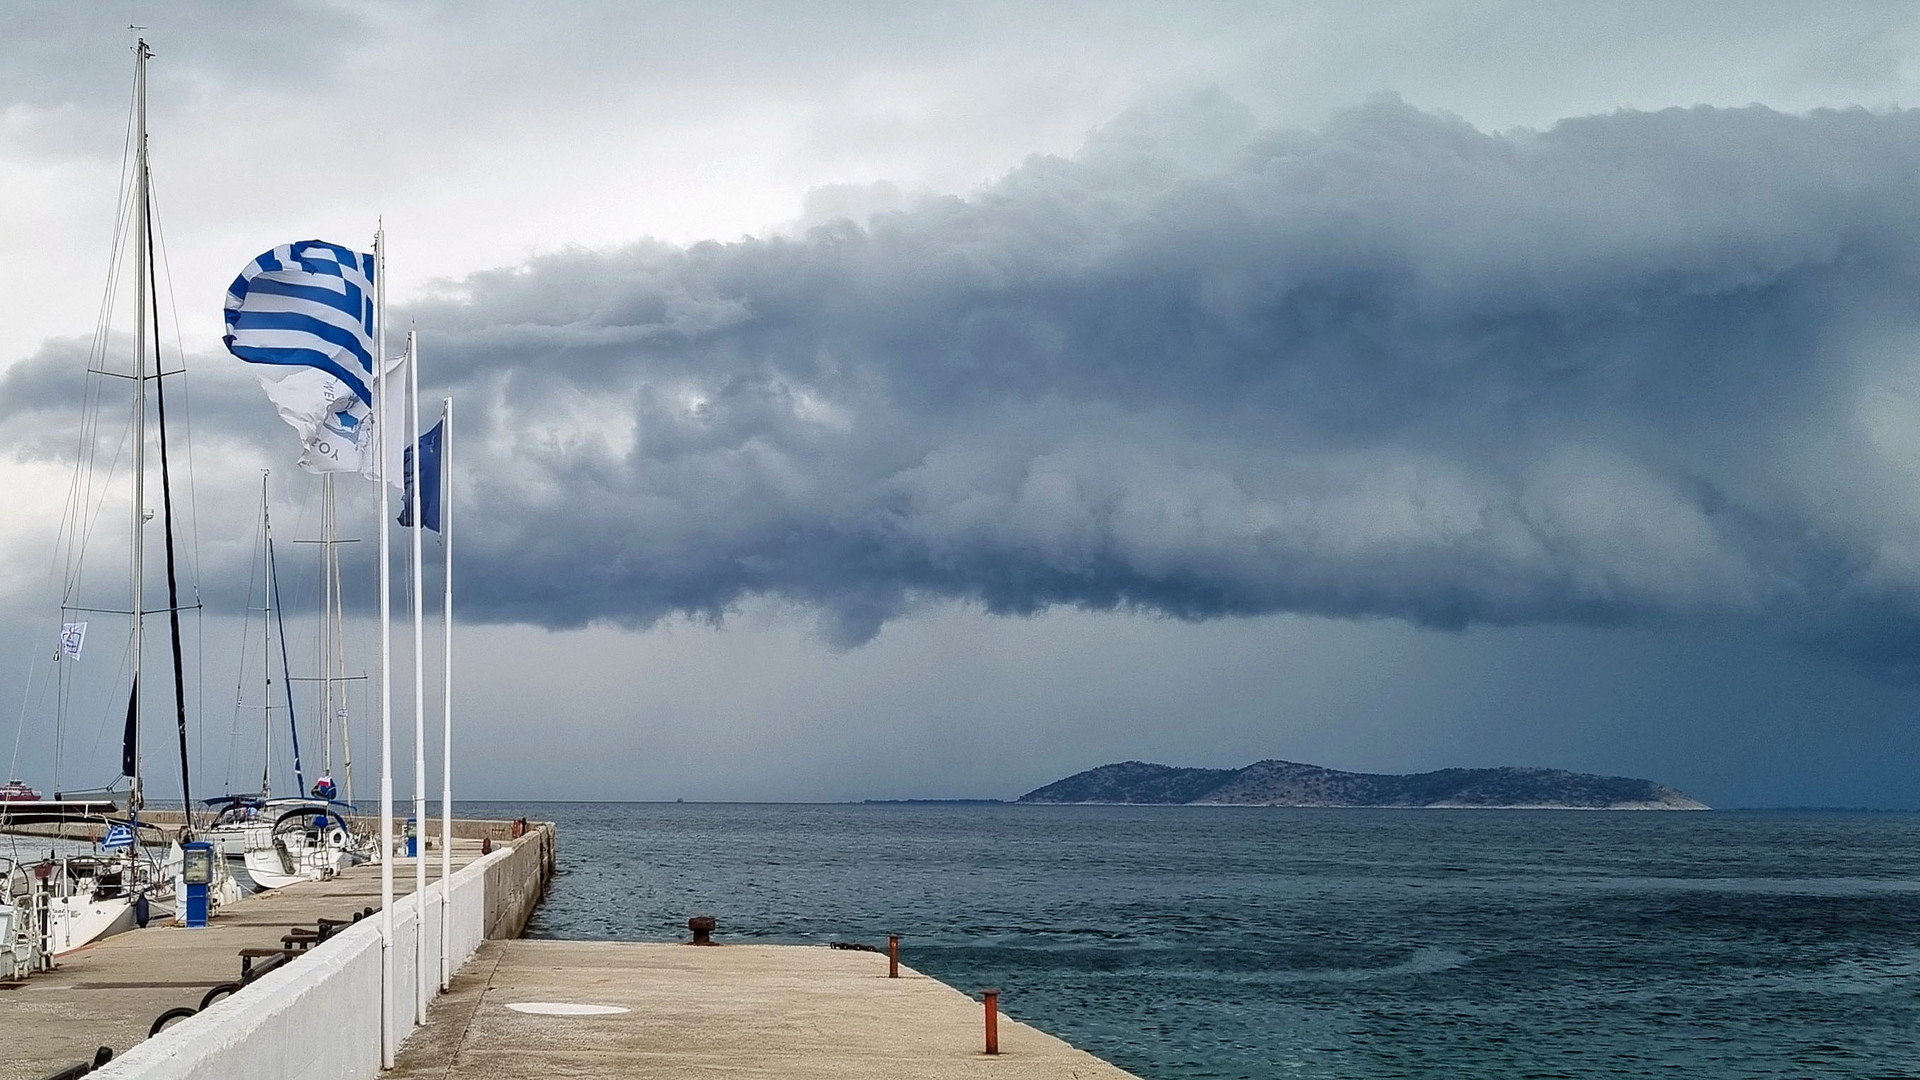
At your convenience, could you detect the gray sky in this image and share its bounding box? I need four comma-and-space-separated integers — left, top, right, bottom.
6, 1, 1920, 807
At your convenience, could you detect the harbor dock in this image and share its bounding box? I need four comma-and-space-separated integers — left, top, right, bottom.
389, 939, 1142, 1080
3, 819, 1140, 1079
1, 817, 552, 1080
0, 842, 482, 1080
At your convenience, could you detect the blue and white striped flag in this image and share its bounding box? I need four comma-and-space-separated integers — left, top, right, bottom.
100, 823, 134, 851
223, 241, 377, 405
226, 240, 399, 480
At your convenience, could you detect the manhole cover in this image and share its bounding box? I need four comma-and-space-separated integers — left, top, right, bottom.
505, 1002, 631, 1016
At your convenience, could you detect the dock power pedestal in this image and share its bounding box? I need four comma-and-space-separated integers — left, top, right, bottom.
181, 841, 214, 928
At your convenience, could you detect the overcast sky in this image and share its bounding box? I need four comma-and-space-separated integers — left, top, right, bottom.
6, 1, 1920, 808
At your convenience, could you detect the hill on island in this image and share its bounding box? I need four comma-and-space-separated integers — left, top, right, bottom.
1017, 759, 1707, 809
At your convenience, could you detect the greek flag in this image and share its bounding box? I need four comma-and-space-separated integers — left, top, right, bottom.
100, 823, 134, 851
223, 241, 377, 405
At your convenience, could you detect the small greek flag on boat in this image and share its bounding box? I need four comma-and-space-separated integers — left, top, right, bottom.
223, 241, 378, 405
100, 823, 134, 850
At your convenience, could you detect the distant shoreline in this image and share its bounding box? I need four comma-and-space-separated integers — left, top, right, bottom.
1017, 759, 1710, 810
442, 800, 1911, 811
1009, 800, 1710, 811
860, 791, 1006, 799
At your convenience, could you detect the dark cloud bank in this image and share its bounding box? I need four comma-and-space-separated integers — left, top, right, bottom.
20, 91, 1920, 661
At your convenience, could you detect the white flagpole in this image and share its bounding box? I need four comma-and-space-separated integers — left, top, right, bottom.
438, 395, 453, 992
321, 473, 334, 782
374, 225, 396, 1070
407, 329, 428, 1025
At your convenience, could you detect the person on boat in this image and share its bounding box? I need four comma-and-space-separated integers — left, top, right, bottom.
311, 775, 337, 801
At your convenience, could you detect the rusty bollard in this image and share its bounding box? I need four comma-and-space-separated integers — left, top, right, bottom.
888, 935, 899, 978
982, 989, 1000, 1055
687, 915, 717, 945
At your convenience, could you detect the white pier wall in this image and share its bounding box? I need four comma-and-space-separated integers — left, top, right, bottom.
88, 828, 545, 1080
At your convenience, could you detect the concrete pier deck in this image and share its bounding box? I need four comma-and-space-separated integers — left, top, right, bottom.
389, 939, 1141, 1079
0, 843, 484, 1080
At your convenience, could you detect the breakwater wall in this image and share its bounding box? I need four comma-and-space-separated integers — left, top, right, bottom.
2, 811, 533, 845
86, 821, 554, 1080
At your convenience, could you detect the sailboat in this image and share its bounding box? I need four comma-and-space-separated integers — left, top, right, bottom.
0, 39, 201, 961
214, 477, 363, 889
0, 860, 43, 979
300, 470, 382, 871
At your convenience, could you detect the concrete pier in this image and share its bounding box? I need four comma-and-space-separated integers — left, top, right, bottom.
0, 818, 554, 1080
389, 939, 1142, 1079
0, 845, 482, 1080
1, 821, 1142, 1080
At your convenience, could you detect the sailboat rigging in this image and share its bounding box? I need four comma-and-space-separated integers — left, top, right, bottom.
0, 37, 208, 964
205, 475, 375, 887
147, 194, 195, 831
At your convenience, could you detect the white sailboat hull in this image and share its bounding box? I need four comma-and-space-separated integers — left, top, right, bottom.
46, 893, 137, 956
242, 834, 348, 890
204, 821, 270, 861
0, 901, 41, 979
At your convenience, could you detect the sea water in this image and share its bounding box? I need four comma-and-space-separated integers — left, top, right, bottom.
462, 801, 1920, 1079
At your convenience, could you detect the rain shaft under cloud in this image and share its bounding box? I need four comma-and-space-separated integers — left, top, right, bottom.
17, 91, 1920, 659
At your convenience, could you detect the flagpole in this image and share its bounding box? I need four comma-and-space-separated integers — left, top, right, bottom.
438, 395, 453, 992
375, 224, 395, 1071
321, 473, 334, 785
408, 328, 428, 1026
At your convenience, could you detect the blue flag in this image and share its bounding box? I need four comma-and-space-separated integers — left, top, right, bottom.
398, 420, 443, 532
100, 823, 134, 851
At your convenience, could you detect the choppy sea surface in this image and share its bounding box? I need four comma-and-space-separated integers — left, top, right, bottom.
461, 801, 1920, 1079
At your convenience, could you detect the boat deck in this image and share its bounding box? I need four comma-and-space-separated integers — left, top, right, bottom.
0, 842, 484, 1080
389, 938, 1142, 1080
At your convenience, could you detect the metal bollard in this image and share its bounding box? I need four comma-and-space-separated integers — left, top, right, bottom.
888, 934, 899, 978
982, 989, 999, 1055
687, 915, 717, 945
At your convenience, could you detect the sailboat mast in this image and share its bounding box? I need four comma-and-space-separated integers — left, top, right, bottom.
146, 171, 194, 832
128, 38, 150, 816
268, 517, 305, 795
336, 505, 354, 806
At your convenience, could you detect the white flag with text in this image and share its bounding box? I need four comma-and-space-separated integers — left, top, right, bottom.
59, 621, 86, 661
254, 352, 402, 477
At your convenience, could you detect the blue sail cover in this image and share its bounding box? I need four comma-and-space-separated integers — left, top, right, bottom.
223, 241, 377, 405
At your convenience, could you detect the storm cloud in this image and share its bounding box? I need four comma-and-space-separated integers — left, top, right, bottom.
18, 91, 1920, 657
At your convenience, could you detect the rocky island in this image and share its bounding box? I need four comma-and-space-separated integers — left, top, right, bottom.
1018, 759, 1707, 809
